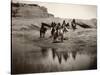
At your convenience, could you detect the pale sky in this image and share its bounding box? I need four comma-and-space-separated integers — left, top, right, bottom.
12, 0, 97, 19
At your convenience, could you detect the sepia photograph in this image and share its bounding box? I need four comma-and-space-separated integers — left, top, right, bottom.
11, 0, 97, 74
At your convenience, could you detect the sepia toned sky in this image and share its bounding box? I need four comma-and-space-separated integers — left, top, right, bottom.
12, 0, 97, 19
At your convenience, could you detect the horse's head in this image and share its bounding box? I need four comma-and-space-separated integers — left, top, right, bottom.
65, 23, 70, 29
51, 22, 57, 28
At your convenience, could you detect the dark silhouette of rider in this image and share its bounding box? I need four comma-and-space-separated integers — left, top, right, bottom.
71, 19, 77, 30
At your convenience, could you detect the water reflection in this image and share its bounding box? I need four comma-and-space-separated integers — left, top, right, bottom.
51, 48, 69, 64
71, 50, 77, 60
52, 48, 56, 60
41, 47, 48, 57
41, 48, 77, 64
63, 52, 69, 61
12, 47, 97, 74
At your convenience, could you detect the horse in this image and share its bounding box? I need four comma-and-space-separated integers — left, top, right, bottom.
63, 23, 70, 33
52, 20, 70, 43
40, 22, 51, 38
71, 19, 77, 30
40, 25, 47, 38
50, 22, 57, 38
52, 23, 64, 43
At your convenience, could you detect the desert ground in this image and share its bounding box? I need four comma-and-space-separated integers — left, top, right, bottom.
11, 17, 97, 74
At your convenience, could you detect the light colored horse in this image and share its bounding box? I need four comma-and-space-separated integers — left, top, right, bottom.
52, 21, 69, 43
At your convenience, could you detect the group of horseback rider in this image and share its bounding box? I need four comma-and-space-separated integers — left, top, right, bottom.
40, 19, 76, 43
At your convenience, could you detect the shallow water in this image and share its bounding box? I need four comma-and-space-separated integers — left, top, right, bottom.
12, 47, 97, 74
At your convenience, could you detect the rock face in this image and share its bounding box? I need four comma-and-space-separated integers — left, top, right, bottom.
11, 2, 54, 18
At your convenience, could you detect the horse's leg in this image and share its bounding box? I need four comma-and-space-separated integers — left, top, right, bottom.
61, 34, 64, 42
50, 31, 53, 38
74, 24, 77, 29
53, 36, 56, 42
43, 33, 45, 38
40, 31, 42, 38
72, 25, 75, 31
73, 25, 76, 30
51, 29, 54, 38
53, 33, 57, 43
41, 33, 43, 38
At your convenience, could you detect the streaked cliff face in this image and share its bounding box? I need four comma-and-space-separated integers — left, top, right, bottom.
11, 2, 54, 18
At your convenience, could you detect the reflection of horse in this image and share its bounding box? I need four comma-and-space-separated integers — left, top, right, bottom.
63, 52, 69, 61
41, 47, 48, 57
71, 50, 77, 60
41, 47, 77, 64
51, 48, 69, 64
52, 48, 57, 59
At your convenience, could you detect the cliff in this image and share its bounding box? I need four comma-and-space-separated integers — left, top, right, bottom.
11, 2, 54, 18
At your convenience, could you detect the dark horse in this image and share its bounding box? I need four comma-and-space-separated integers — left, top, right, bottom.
40, 22, 51, 38
51, 22, 57, 37
71, 19, 77, 30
